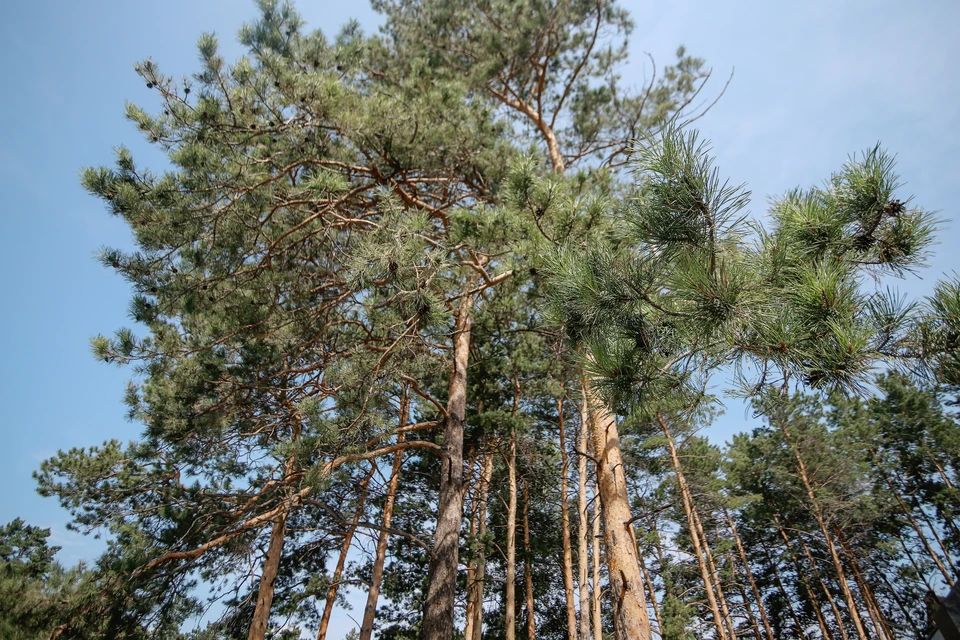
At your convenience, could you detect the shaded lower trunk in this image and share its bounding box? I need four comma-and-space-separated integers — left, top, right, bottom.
465, 448, 494, 640
421, 293, 474, 640
506, 416, 519, 640
523, 478, 536, 640
577, 390, 593, 640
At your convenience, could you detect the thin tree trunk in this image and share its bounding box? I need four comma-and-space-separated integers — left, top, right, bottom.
421, 292, 475, 640
466, 448, 495, 640
577, 391, 593, 640
834, 526, 893, 640
691, 504, 737, 640
656, 413, 727, 640
778, 423, 869, 640
590, 457, 602, 640
588, 383, 650, 640
637, 538, 662, 638
735, 580, 762, 640
557, 397, 578, 640
317, 464, 376, 640
506, 377, 520, 640
723, 508, 775, 640
524, 477, 536, 640
248, 511, 288, 640
759, 541, 809, 640
359, 393, 409, 640
775, 518, 835, 640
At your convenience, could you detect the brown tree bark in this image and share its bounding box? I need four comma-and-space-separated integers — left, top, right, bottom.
656, 413, 726, 640
523, 477, 537, 640
590, 446, 602, 640
759, 542, 810, 640
723, 508, 775, 640
317, 464, 377, 640
465, 448, 495, 640
359, 393, 409, 640
775, 518, 835, 640
691, 504, 737, 640
577, 392, 593, 640
587, 385, 651, 640
506, 392, 519, 640
247, 512, 288, 640
421, 291, 475, 640
557, 397, 578, 640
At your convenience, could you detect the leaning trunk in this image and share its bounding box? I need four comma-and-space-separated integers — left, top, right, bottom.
359, 393, 409, 640
588, 384, 650, 640
421, 293, 475, 640
317, 464, 376, 640
657, 413, 726, 640
248, 511, 288, 640
724, 508, 775, 640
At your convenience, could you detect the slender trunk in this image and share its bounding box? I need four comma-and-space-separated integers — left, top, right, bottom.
577, 391, 593, 640
248, 512, 288, 640
834, 527, 893, 640
317, 464, 376, 640
466, 448, 495, 640
464, 477, 482, 640
558, 397, 578, 640
759, 541, 809, 640
359, 393, 409, 640
523, 478, 536, 640
657, 413, 726, 640
874, 559, 925, 638
775, 519, 835, 640
692, 504, 737, 640
778, 423, 869, 640
421, 292, 475, 640
506, 381, 519, 640
590, 458, 602, 640
588, 383, 650, 640
735, 580, 762, 640
723, 508, 775, 640
637, 538, 662, 637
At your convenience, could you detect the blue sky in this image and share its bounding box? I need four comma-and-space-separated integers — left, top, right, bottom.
1, 0, 958, 636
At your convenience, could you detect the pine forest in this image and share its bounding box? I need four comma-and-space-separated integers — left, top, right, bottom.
4, 2, 960, 639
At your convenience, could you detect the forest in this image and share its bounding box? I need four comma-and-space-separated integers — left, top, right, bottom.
2, 1, 959, 639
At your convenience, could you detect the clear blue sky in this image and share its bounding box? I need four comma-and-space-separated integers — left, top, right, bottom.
1, 0, 957, 636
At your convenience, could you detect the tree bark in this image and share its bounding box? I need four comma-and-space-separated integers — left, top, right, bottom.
759, 541, 809, 640
656, 413, 726, 640
465, 447, 495, 640
247, 511, 288, 640
577, 391, 593, 640
523, 477, 536, 640
775, 518, 835, 640
691, 504, 737, 640
506, 399, 519, 640
557, 397, 578, 640
588, 385, 650, 640
590, 446, 602, 640
359, 393, 409, 640
723, 508, 775, 640
317, 464, 376, 640
778, 423, 869, 640
421, 292, 475, 640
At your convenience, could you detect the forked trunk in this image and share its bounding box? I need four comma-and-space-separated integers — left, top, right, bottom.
421, 293, 474, 640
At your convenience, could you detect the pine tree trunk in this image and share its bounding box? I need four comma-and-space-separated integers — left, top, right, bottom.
506, 382, 520, 640
465, 448, 494, 640
775, 518, 836, 640
587, 384, 651, 640
359, 393, 409, 640
247, 512, 288, 640
834, 526, 893, 640
577, 392, 593, 640
421, 293, 475, 640
656, 413, 726, 640
691, 504, 737, 640
557, 397, 578, 640
523, 478, 536, 640
724, 508, 775, 640
590, 460, 602, 640
317, 464, 376, 640
778, 423, 869, 640
637, 535, 662, 637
